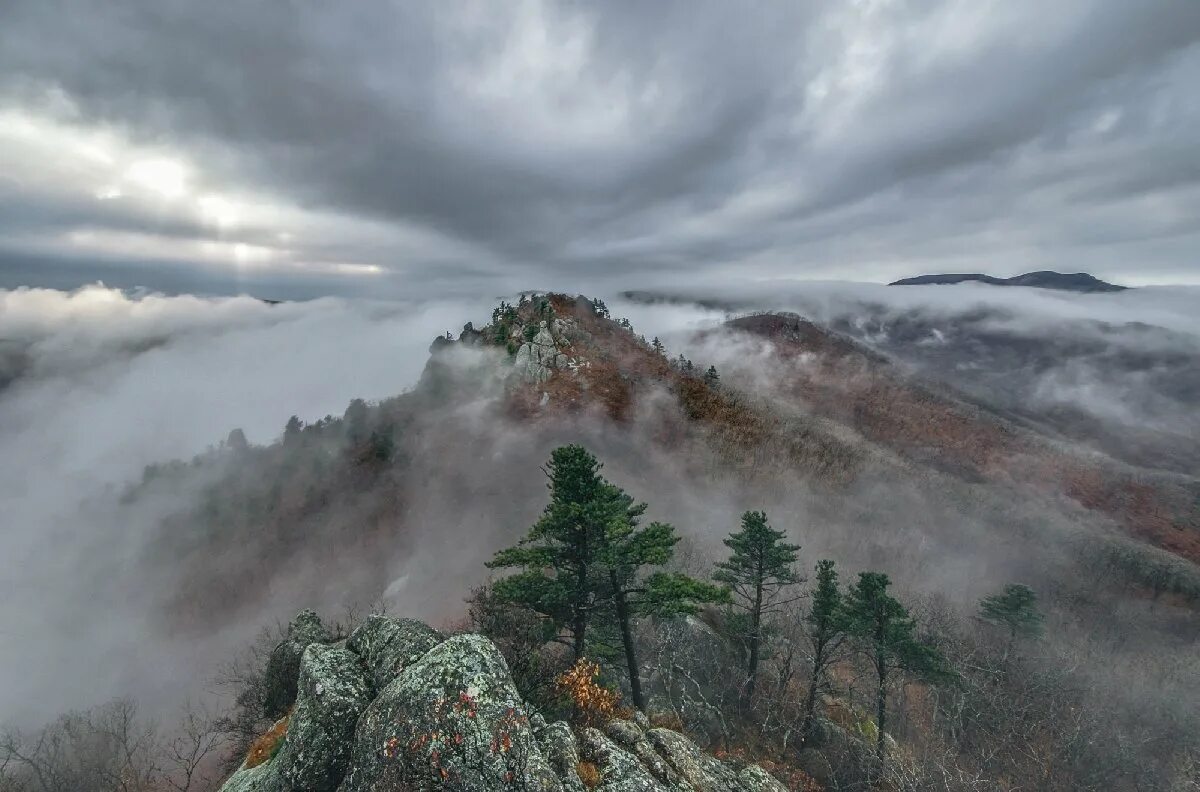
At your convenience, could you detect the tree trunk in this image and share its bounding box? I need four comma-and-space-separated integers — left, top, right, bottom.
746, 578, 764, 704
611, 572, 645, 711
875, 652, 888, 762
799, 637, 825, 748
573, 557, 588, 660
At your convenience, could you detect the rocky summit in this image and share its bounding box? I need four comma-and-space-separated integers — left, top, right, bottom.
219, 611, 790, 792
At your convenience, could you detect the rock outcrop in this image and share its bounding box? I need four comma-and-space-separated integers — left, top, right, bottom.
261, 609, 333, 719
514, 321, 569, 383
339, 634, 562, 791
219, 611, 791, 792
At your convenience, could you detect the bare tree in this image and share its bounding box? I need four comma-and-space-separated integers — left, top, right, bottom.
0, 699, 160, 792
163, 701, 229, 792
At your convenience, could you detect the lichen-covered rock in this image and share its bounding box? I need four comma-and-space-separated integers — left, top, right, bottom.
339, 634, 562, 792
735, 764, 789, 792
217, 761, 276, 792
603, 720, 680, 788
221, 612, 826, 792
219, 645, 372, 792
644, 728, 740, 792
537, 721, 586, 792
274, 645, 373, 790
577, 727, 668, 792
263, 610, 332, 718
346, 614, 444, 690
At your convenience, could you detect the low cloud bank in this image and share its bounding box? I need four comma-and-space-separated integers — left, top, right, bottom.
2, 281, 1197, 730
0, 285, 494, 723
611, 282, 1200, 446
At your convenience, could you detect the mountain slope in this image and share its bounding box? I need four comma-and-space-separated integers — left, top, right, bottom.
72, 293, 1200, 792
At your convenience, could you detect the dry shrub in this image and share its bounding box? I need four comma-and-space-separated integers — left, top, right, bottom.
244, 710, 290, 769
648, 711, 685, 732
576, 760, 601, 788
556, 659, 620, 727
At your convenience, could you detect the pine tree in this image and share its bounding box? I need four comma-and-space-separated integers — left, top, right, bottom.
601, 513, 728, 710
979, 583, 1043, 656
704, 365, 720, 386
800, 560, 847, 747
713, 511, 802, 703
343, 398, 369, 445
487, 445, 626, 659
487, 446, 725, 709
651, 337, 665, 356
843, 572, 954, 761
283, 415, 303, 446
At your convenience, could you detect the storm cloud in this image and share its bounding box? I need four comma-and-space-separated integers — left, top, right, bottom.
2, 1, 1199, 296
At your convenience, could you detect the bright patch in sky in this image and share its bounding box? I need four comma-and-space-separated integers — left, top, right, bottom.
124, 158, 189, 199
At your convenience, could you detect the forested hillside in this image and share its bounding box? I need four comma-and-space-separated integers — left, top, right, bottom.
3, 294, 1197, 791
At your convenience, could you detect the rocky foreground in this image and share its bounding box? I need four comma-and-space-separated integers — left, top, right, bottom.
220, 610, 790, 792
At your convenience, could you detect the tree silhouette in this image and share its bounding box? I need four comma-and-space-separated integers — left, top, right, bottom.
843, 572, 954, 761
714, 511, 802, 704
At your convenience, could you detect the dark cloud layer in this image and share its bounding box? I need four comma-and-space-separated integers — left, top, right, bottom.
1, 1, 1199, 294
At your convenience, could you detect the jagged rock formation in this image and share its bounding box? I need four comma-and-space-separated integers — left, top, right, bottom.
262, 609, 333, 719
514, 320, 571, 383
219, 611, 789, 792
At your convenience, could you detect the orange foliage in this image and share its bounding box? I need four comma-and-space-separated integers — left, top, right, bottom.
245, 710, 291, 769
556, 659, 620, 727
576, 760, 601, 788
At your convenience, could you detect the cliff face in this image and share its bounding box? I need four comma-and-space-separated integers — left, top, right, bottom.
219, 611, 791, 792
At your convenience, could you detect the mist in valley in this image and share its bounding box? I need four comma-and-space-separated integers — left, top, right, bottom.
2, 282, 1197, 764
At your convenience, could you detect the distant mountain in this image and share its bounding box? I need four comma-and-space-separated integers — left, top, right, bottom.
890, 270, 1126, 292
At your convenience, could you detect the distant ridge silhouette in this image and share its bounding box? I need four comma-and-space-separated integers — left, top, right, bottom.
890, 270, 1126, 292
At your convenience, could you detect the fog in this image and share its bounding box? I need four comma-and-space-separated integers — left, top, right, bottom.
1, 281, 1196, 734
0, 285, 497, 723
612, 282, 1200, 449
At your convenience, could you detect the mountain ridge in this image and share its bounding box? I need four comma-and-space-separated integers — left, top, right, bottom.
889, 270, 1127, 292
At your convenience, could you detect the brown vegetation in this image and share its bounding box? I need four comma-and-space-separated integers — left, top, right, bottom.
556, 659, 621, 728
243, 711, 290, 770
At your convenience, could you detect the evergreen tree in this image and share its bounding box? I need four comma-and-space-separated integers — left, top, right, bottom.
651, 337, 666, 356
979, 583, 1043, 655
843, 572, 954, 761
487, 445, 725, 709
283, 415, 303, 446
343, 398, 369, 445
800, 560, 847, 747
590, 298, 610, 318
600, 513, 728, 710
713, 511, 802, 703
704, 365, 720, 386
487, 445, 628, 660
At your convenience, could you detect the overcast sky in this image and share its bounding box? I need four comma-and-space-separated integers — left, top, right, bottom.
1, 1, 1198, 298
